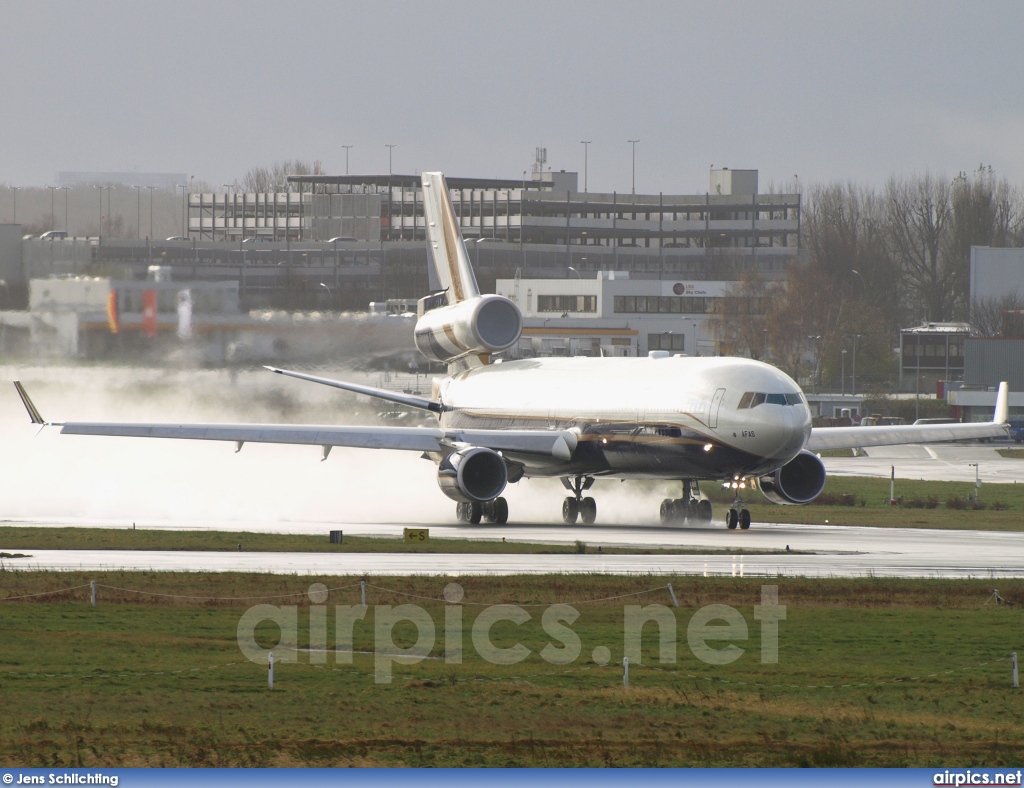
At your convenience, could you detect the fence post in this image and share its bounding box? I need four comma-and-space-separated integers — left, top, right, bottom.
360, 580, 366, 607
622, 656, 629, 689
268, 651, 274, 690
667, 583, 679, 608
90, 581, 96, 607
1013, 652, 1019, 689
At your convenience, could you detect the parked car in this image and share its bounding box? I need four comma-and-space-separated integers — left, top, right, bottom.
241, 236, 271, 244
1009, 417, 1024, 444
39, 230, 68, 240
912, 417, 959, 425
165, 236, 189, 242
861, 415, 908, 426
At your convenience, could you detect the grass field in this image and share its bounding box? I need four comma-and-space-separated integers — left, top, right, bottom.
701, 475, 1023, 530
0, 526, 796, 556
1, 572, 1022, 767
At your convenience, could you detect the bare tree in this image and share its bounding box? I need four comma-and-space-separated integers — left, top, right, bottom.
971, 293, 1024, 338
240, 160, 317, 193
714, 271, 777, 359
885, 173, 956, 322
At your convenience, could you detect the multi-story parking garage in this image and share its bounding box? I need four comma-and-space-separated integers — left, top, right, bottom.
4, 169, 801, 315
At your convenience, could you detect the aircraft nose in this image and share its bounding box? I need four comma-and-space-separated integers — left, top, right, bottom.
774, 405, 808, 460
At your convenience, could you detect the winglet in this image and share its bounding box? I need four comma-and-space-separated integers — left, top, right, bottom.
13, 381, 45, 425
994, 381, 1009, 425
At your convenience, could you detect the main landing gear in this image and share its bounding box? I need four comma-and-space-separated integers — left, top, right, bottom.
456, 497, 508, 525
561, 475, 597, 524
659, 479, 713, 525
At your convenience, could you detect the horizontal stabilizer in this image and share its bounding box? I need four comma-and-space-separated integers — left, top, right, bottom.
266, 366, 442, 413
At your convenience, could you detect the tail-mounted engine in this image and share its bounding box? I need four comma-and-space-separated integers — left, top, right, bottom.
437, 446, 509, 503
758, 450, 827, 505
414, 294, 522, 365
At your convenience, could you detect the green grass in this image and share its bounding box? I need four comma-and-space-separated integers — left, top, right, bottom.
997, 448, 1024, 459
701, 476, 1024, 530
1, 572, 1023, 767
0, 526, 797, 556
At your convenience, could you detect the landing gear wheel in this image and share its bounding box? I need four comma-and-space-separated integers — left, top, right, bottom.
580, 497, 597, 524
486, 497, 509, 524
467, 501, 482, 525
659, 498, 675, 524
562, 496, 579, 524
739, 508, 751, 530
726, 508, 738, 529
456, 502, 468, 522
696, 499, 713, 522
686, 499, 698, 521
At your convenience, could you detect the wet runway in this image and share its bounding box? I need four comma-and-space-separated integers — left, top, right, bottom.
3, 518, 1023, 579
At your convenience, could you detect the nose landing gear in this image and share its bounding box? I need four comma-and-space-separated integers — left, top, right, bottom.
561, 475, 597, 524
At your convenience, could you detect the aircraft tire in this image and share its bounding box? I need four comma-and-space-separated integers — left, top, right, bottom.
659, 498, 674, 523
490, 496, 509, 524
562, 497, 579, 524
726, 508, 738, 529
580, 497, 597, 524
696, 499, 713, 522
468, 501, 483, 525
739, 508, 751, 530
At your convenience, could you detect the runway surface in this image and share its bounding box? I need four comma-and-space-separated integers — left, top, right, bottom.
3, 518, 1023, 578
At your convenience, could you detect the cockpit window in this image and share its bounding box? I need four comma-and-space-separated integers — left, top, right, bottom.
738, 391, 804, 408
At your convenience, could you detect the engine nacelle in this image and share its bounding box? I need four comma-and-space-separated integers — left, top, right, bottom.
758, 450, 827, 505
414, 295, 522, 364
437, 446, 508, 503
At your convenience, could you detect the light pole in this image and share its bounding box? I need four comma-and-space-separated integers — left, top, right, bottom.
841, 348, 847, 395
850, 333, 862, 395
132, 185, 142, 239
47, 186, 57, 229
807, 335, 822, 393
914, 328, 921, 421
146, 186, 155, 239
762, 328, 769, 361
318, 282, 332, 306
93, 185, 104, 236
178, 184, 188, 237
341, 145, 353, 175
10, 186, 20, 223
580, 140, 591, 192
566, 266, 581, 279
627, 139, 639, 194
385, 144, 397, 176
60, 186, 71, 233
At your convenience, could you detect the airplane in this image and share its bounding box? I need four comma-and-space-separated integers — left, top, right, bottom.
13, 172, 1011, 530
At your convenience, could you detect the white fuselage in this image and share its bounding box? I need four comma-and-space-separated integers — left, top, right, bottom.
436, 355, 811, 480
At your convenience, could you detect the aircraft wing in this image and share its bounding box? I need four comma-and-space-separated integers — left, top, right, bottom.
14, 381, 576, 460
806, 382, 1009, 452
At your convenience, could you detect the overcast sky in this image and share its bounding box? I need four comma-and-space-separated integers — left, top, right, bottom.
3, 1, 1023, 194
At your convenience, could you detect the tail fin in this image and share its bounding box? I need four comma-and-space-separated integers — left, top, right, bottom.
994, 381, 1009, 424
421, 172, 480, 304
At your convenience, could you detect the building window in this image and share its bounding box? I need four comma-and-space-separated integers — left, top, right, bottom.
613, 295, 721, 314
536, 295, 596, 313
648, 333, 686, 352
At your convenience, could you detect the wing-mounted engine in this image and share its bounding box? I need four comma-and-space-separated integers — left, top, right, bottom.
758, 450, 827, 505
414, 294, 522, 365
437, 446, 509, 503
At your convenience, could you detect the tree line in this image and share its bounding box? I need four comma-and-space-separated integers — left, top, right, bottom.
717, 166, 1024, 388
